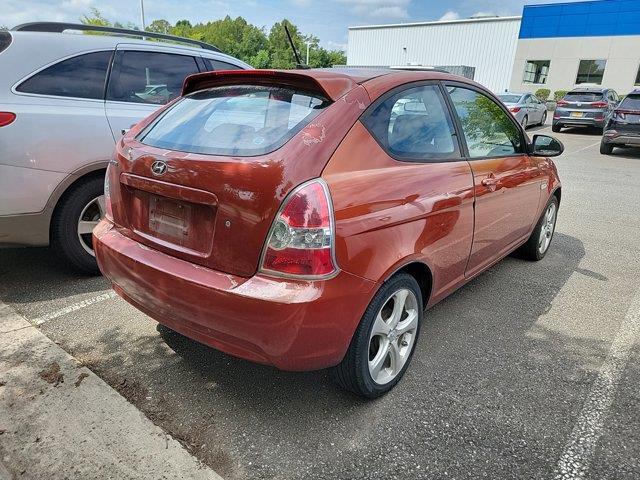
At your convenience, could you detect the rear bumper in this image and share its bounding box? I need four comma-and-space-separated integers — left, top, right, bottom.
602, 130, 640, 146
553, 116, 604, 128
93, 220, 377, 371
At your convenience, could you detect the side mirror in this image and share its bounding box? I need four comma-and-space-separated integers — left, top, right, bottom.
530, 134, 564, 157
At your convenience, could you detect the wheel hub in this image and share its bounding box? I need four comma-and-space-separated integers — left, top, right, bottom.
367, 288, 419, 385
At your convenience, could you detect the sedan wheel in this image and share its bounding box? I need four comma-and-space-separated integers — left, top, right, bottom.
333, 273, 423, 398
540, 111, 547, 126
51, 175, 105, 274
368, 288, 419, 385
78, 195, 106, 256
537, 202, 557, 255
521, 115, 528, 129
516, 195, 559, 261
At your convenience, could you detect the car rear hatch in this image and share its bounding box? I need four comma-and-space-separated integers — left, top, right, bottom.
558, 91, 607, 119
609, 94, 640, 135
107, 70, 371, 277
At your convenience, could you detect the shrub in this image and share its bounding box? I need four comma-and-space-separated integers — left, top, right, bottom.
535, 88, 550, 102
554, 90, 568, 102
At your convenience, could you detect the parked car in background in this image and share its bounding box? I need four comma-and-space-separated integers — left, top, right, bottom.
0, 22, 250, 272
497, 92, 547, 128
552, 87, 619, 133
601, 89, 640, 154
94, 68, 563, 398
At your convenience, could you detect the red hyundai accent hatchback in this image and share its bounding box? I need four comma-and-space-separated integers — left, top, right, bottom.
94, 68, 563, 398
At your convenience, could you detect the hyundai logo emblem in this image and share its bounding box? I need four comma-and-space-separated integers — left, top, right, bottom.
151, 160, 168, 176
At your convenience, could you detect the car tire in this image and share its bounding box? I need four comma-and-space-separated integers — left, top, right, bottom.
521, 115, 528, 129
600, 142, 614, 155
332, 273, 423, 399
517, 195, 559, 261
539, 111, 547, 126
51, 175, 105, 275
552, 123, 561, 133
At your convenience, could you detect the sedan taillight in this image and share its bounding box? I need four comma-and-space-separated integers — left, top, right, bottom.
260, 179, 337, 279
0, 112, 15, 127
509, 107, 521, 113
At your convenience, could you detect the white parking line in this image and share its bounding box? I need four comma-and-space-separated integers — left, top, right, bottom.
554, 286, 640, 480
564, 140, 601, 157
31, 291, 118, 326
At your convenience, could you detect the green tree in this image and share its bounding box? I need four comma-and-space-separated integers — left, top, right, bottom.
80, 7, 112, 27
170, 20, 193, 39
268, 19, 306, 69
147, 19, 171, 34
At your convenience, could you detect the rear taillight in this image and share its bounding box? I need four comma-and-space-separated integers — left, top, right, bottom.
509, 107, 521, 113
0, 112, 15, 127
557, 100, 569, 107
260, 179, 337, 279
104, 162, 114, 220
592, 101, 608, 108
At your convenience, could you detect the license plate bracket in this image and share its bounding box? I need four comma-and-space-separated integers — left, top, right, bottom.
149, 195, 192, 241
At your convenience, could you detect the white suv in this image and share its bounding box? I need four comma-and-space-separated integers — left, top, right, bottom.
0, 22, 251, 272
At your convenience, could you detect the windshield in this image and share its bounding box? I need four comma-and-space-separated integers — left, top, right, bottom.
620, 94, 640, 111
139, 85, 330, 156
564, 92, 603, 102
497, 94, 522, 104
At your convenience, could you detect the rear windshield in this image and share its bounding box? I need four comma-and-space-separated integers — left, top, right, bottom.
497, 94, 522, 103
564, 92, 603, 102
139, 85, 330, 156
620, 94, 640, 111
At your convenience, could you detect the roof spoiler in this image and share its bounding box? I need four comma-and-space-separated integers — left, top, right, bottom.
181, 69, 359, 101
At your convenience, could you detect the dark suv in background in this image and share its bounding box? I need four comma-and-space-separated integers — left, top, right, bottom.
601, 89, 640, 154
553, 87, 619, 133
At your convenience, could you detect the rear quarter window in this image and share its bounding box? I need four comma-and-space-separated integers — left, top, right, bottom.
138, 85, 330, 156
16, 50, 112, 99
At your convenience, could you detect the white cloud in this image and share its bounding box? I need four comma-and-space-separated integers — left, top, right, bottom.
336, 0, 410, 19
370, 6, 409, 19
470, 11, 499, 18
438, 10, 460, 21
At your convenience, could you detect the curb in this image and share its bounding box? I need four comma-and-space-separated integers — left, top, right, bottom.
0, 300, 223, 480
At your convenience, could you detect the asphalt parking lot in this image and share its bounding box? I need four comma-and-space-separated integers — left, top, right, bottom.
1, 122, 639, 480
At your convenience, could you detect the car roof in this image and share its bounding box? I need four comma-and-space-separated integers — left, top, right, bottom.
6, 31, 250, 67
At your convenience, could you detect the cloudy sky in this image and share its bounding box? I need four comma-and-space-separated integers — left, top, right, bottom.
1, 0, 577, 50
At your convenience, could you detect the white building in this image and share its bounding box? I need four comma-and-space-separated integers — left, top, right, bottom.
347, 16, 522, 92
347, 0, 640, 96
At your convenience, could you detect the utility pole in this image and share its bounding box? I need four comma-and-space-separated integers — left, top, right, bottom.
140, 0, 146, 31
305, 41, 312, 65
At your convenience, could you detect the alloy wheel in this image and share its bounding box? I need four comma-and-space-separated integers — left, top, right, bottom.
77, 195, 105, 256
538, 202, 557, 255
368, 288, 419, 385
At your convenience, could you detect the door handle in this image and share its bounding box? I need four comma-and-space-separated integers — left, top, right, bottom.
481, 176, 498, 187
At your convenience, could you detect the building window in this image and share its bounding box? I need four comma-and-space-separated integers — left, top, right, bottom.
523, 60, 550, 84
575, 60, 606, 85
635, 64, 640, 85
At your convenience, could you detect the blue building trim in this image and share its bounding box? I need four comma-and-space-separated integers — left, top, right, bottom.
519, 0, 640, 39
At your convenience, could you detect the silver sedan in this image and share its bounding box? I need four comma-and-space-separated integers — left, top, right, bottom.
497, 92, 548, 129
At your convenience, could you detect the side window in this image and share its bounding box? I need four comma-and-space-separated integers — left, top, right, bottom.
16, 51, 112, 99
107, 51, 199, 105
447, 86, 523, 158
203, 58, 244, 71
362, 84, 459, 161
